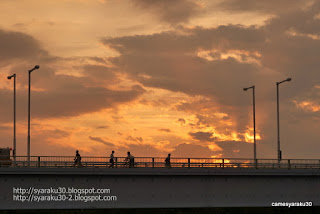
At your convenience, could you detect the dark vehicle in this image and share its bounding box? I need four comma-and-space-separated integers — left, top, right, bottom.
0, 147, 12, 167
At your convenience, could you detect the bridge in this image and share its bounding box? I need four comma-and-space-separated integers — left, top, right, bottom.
1, 156, 320, 169
0, 156, 319, 210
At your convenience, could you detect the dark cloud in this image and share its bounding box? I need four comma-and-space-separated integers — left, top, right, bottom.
96, 126, 109, 129
189, 131, 215, 142
102, 25, 271, 109
0, 83, 146, 122
274, 117, 320, 159
0, 29, 146, 123
0, 29, 49, 63
34, 84, 145, 118
103, 25, 265, 55
177, 118, 186, 125
215, 141, 252, 158
89, 136, 115, 147
80, 64, 118, 86
126, 135, 143, 142
132, 0, 201, 24
218, 0, 313, 14
158, 128, 171, 132
87, 57, 108, 64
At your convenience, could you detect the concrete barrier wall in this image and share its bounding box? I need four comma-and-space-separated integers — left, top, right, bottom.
0, 168, 319, 210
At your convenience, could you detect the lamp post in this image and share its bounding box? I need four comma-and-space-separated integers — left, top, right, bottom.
276, 78, 291, 164
7, 74, 16, 165
243, 85, 256, 165
28, 65, 39, 166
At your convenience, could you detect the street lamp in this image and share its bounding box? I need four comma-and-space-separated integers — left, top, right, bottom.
7, 74, 16, 165
276, 78, 291, 164
243, 85, 257, 166
28, 65, 39, 166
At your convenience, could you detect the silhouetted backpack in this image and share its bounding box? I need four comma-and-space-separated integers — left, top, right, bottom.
165, 157, 170, 164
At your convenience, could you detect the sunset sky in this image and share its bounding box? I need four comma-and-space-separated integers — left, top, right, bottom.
0, 0, 320, 159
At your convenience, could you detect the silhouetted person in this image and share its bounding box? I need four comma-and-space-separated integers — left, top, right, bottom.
109, 150, 115, 168
165, 153, 171, 168
125, 151, 134, 168
74, 150, 81, 167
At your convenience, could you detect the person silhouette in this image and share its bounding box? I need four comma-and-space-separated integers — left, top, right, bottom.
165, 153, 171, 168
74, 150, 81, 167
109, 151, 115, 168
125, 151, 134, 168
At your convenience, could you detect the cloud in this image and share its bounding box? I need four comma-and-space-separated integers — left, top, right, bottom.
171, 143, 217, 158
132, 0, 201, 24
89, 136, 115, 147
177, 118, 186, 125
119, 143, 166, 157
36, 84, 145, 118
2, 126, 74, 156
102, 25, 272, 108
158, 128, 171, 132
0, 84, 146, 123
0, 29, 48, 62
0, 28, 147, 123
45, 129, 70, 138
215, 141, 252, 158
96, 125, 109, 129
126, 135, 143, 142
101, 4, 320, 160
217, 0, 313, 14
2, 2, 320, 159
80, 64, 118, 86
189, 131, 215, 142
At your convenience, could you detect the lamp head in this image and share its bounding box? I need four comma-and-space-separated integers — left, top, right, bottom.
7, 74, 16, 79
286, 78, 292, 82
243, 86, 254, 91
29, 65, 40, 73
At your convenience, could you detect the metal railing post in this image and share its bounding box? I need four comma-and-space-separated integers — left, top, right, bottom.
152, 158, 154, 168
288, 159, 291, 169
38, 156, 40, 168
188, 158, 190, 168
115, 157, 118, 168
222, 159, 224, 168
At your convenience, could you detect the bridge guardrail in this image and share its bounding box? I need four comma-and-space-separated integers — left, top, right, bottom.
1, 156, 320, 169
